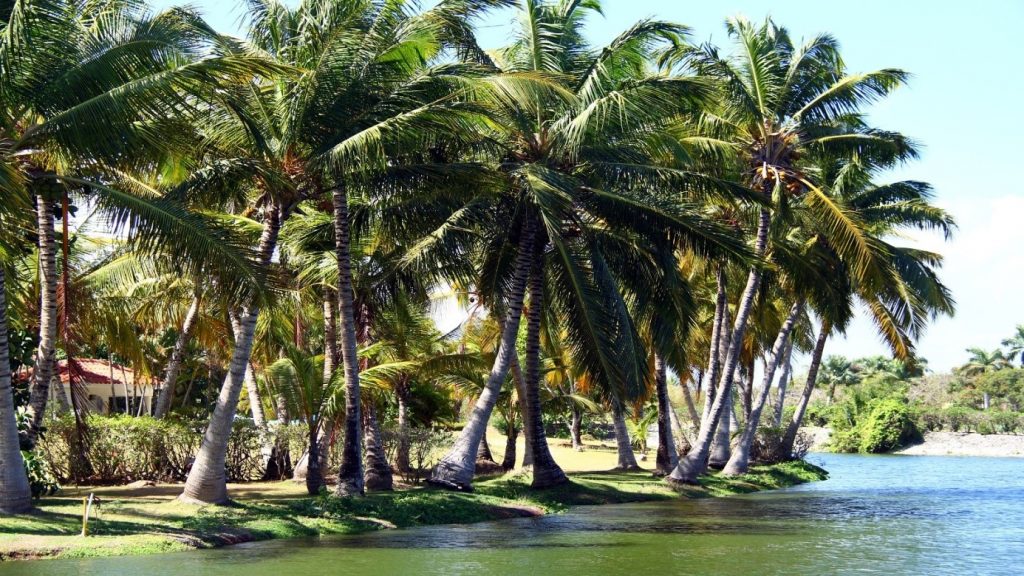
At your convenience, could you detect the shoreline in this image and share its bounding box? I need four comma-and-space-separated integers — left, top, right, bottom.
894, 431, 1024, 458
801, 426, 1024, 458
0, 461, 827, 562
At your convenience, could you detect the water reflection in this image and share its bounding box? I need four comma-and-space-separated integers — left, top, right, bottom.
4, 453, 1023, 576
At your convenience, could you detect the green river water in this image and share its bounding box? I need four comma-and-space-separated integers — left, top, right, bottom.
5, 453, 1023, 575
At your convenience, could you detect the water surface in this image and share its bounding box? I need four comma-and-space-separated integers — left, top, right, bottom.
8, 454, 1023, 575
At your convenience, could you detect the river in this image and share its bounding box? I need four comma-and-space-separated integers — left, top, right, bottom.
6, 453, 1023, 575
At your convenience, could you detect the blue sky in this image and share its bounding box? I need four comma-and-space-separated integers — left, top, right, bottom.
152, 0, 1024, 372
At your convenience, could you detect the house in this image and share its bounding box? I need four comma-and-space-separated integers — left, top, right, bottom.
28, 359, 155, 416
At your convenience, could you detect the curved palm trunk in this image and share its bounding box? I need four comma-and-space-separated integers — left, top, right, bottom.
723, 299, 803, 475
25, 197, 58, 448
333, 186, 365, 497
363, 404, 393, 491
654, 354, 678, 475
781, 322, 831, 457
428, 219, 535, 491
772, 340, 794, 428
523, 254, 567, 489
244, 363, 266, 427
155, 294, 201, 418
708, 391, 732, 469
669, 209, 770, 485
180, 205, 282, 505
611, 403, 639, 470
0, 268, 33, 513
679, 378, 700, 430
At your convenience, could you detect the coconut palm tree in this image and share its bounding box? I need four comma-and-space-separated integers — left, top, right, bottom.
668, 15, 917, 484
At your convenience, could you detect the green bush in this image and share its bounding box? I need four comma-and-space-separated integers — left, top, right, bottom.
36, 415, 309, 484
22, 450, 60, 498
858, 399, 921, 453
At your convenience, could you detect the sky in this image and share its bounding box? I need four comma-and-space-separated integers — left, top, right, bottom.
150, 0, 1024, 372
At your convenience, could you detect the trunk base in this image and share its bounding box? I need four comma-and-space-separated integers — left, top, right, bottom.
530, 466, 569, 489
364, 465, 394, 492
427, 457, 475, 492
335, 477, 364, 497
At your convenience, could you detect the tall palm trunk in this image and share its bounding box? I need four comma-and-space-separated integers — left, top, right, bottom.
476, 430, 496, 463
781, 321, 830, 457
654, 354, 678, 475
363, 404, 393, 491
305, 418, 323, 495
294, 289, 338, 482
155, 294, 201, 418
25, 197, 58, 448
723, 299, 803, 475
611, 403, 639, 470
333, 186, 365, 497
501, 418, 518, 470
679, 378, 700, 429
708, 390, 732, 468
697, 266, 728, 434
570, 405, 583, 450
772, 340, 794, 427
510, 353, 533, 467
523, 251, 567, 488
180, 205, 282, 505
429, 219, 535, 491
395, 379, 412, 473
669, 208, 770, 485
245, 363, 266, 427
0, 267, 33, 513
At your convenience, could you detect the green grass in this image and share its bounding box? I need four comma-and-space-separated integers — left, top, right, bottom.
0, 456, 827, 562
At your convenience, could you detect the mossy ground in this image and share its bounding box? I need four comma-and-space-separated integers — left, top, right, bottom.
0, 435, 827, 562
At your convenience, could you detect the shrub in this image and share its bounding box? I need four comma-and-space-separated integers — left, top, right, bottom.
858, 399, 921, 453
22, 450, 60, 498
941, 406, 977, 432
35, 414, 305, 484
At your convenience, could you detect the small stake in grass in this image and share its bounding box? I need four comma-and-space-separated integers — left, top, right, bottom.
81, 493, 95, 537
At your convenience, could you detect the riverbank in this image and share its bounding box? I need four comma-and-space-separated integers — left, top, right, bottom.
0, 460, 826, 562
895, 431, 1024, 457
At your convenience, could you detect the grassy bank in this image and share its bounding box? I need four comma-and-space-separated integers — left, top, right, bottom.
1, 440, 827, 562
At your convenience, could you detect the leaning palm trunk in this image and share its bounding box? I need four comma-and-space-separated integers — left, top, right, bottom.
668, 209, 770, 485
333, 186, 365, 497
25, 197, 58, 448
723, 299, 803, 475
0, 267, 33, 513
363, 404, 393, 491
523, 254, 567, 488
772, 340, 794, 427
428, 220, 535, 491
611, 403, 639, 470
781, 322, 831, 457
679, 378, 701, 429
180, 205, 282, 505
654, 354, 678, 475
155, 294, 201, 418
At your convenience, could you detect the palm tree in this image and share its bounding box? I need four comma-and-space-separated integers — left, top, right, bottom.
1, 0, 270, 449
427, 0, 744, 491
820, 356, 860, 403
1001, 326, 1024, 366
668, 16, 917, 484
959, 348, 1011, 377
